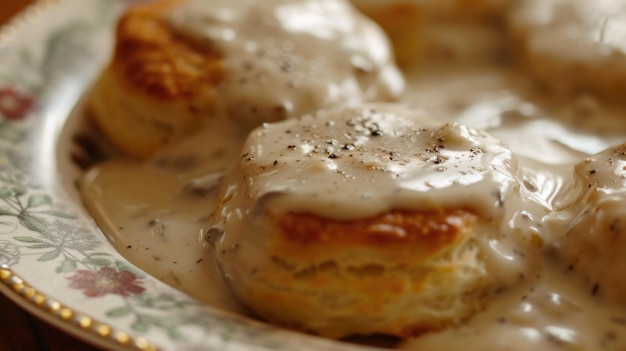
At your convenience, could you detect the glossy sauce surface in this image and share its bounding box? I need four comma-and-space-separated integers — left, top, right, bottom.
169, 0, 403, 130
78, 0, 626, 350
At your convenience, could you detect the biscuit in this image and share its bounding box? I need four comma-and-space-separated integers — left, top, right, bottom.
208, 103, 527, 338
90, 0, 404, 157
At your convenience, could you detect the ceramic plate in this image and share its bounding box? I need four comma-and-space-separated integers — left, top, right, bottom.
0, 1, 370, 350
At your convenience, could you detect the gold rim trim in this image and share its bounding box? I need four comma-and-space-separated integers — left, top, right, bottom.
0, 0, 64, 49
0, 265, 160, 351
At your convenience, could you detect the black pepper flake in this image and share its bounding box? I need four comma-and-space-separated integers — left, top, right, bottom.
279, 59, 293, 72
126, 245, 132, 249
610, 219, 620, 233
287, 145, 297, 150
196, 258, 203, 264
589, 169, 598, 175
433, 156, 446, 164
592, 283, 600, 296
371, 129, 383, 136
493, 286, 507, 295
329, 153, 338, 159
273, 160, 278, 166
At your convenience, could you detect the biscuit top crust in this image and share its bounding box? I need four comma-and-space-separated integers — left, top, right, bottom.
114, 0, 224, 100
230, 103, 520, 221
270, 209, 477, 257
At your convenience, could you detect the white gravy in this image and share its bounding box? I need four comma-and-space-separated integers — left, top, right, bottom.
168, 0, 403, 131
78, 0, 626, 350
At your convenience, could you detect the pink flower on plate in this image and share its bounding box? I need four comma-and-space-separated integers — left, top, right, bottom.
68, 267, 145, 297
0, 86, 34, 120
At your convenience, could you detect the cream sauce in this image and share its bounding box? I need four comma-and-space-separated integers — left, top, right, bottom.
168, 0, 404, 130
77, 0, 626, 349
80, 121, 246, 313
400, 267, 626, 351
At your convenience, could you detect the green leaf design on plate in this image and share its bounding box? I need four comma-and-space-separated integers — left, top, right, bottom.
37, 249, 60, 262
0, 208, 15, 216
107, 306, 132, 318
37, 210, 76, 219
18, 48, 32, 65
132, 321, 150, 333
10, 187, 26, 198
167, 328, 183, 340
88, 252, 113, 257
55, 258, 77, 273
0, 188, 13, 199
13, 236, 47, 243
83, 257, 111, 267
18, 214, 48, 233
25, 243, 54, 249
27, 194, 52, 208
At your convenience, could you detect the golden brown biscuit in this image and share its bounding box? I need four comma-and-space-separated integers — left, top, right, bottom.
89, 0, 223, 157
208, 103, 529, 338
90, 0, 404, 157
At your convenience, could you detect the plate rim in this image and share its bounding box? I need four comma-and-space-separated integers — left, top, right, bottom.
0, 2, 160, 350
